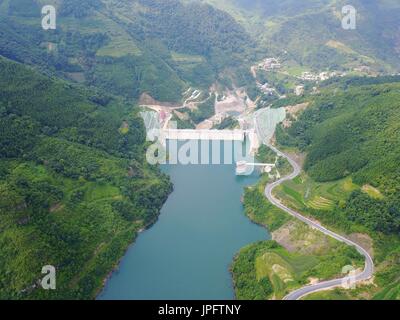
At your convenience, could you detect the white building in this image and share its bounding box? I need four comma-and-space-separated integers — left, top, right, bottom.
295, 85, 305, 96
259, 58, 282, 71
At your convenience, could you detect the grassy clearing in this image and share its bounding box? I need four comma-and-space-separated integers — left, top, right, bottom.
97, 36, 141, 57
303, 289, 350, 300
283, 65, 309, 77
171, 52, 204, 63
362, 185, 384, 200
281, 185, 305, 206
254, 247, 321, 299
326, 40, 358, 55
325, 40, 376, 65
84, 183, 121, 202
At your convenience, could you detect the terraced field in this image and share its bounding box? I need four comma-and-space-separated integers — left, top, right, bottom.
274, 175, 359, 212
255, 248, 319, 299
307, 197, 334, 211
233, 171, 365, 300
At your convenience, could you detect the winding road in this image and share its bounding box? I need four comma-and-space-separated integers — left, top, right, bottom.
264, 144, 374, 300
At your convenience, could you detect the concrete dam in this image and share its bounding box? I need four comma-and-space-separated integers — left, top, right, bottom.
163, 129, 246, 141
160, 129, 260, 154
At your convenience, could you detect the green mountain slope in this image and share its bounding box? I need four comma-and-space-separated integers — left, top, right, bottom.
0, 0, 256, 103
278, 77, 400, 234
275, 77, 400, 299
229, 0, 328, 17
0, 0, 256, 299
0, 57, 171, 299
1, 0, 399, 301
203, 0, 400, 72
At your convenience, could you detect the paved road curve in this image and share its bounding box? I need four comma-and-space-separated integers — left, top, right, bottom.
264, 144, 374, 300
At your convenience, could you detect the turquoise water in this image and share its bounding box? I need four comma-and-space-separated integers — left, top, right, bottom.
99, 141, 269, 300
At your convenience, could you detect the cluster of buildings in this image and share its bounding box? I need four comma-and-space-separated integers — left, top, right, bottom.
257, 82, 277, 96
258, 58, 282, 71
300, 71, 345, 82
353, 66, 372, 73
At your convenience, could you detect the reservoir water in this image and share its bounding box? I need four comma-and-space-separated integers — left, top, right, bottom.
99, 141, 269, 300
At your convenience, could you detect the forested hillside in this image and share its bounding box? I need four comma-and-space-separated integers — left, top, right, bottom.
275, 77, 400, 299
204, 0, 400, 72
1, 0, 400, 301
0, 0, 256, 299
0, 0, 256, 103
232, 0, 328, 17
278, 78, 400, 234
0, 57, 172, 299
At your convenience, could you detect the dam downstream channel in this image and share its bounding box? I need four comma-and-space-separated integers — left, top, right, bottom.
99, 140, 270, 300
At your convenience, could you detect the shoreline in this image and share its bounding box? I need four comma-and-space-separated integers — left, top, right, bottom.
95, 185, 174, 300
98, 158, 267, 300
